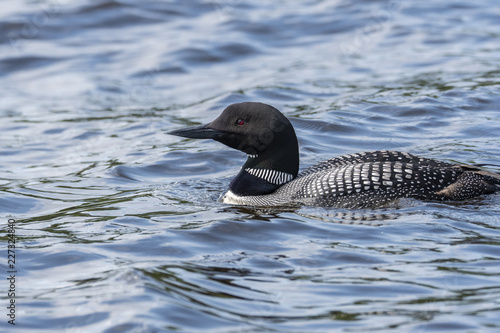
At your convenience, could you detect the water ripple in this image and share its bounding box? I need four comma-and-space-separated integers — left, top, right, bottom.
1, 0, 499, 332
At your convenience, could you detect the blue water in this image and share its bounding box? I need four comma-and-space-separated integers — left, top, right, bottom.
1, 0, 500, 332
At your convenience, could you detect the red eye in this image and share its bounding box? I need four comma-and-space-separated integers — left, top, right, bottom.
236, 119, 245, 126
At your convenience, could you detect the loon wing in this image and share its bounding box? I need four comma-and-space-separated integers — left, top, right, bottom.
298, 150, 453, 177
286, 161, 500, 208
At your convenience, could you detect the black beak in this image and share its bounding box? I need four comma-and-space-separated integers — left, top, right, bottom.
166, 124, 224, 140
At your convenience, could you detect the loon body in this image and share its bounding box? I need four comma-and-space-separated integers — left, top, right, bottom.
168, 102, 500, 208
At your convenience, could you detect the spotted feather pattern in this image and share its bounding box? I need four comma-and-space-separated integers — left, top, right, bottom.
221, 150, 500, 208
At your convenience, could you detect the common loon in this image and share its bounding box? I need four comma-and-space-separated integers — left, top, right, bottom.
168, 102, 500, 208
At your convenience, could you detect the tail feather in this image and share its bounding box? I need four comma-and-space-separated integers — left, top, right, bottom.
472, 169, 500, 183
472, 163, 500, 168
437, 165, 500, 200
459, 165, 500, 182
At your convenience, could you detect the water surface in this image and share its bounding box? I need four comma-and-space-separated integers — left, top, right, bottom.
1, 0, 499, 332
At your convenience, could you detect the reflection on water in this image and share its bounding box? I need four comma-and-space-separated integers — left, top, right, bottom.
1, 0, 500, 332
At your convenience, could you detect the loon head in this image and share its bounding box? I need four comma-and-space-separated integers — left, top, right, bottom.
168, 102, 299, 196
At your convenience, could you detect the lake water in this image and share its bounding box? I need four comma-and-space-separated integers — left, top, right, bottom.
1, 0, 500, 332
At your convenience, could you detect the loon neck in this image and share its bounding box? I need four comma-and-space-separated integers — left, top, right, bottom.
228, 145, 299, 196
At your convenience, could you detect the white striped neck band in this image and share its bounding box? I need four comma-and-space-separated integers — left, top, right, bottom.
245, 168, 294, 185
